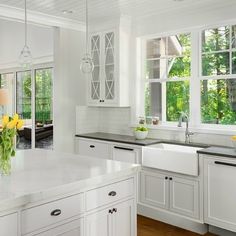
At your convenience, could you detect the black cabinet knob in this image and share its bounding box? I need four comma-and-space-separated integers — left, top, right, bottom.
51, 209, 61, 216
113, 208, 117, 213
108, 209, 113, 214
165, 176, 168, 180
89, 145, 95, 148
108, 191, 117, 196
169, 177, 173, 181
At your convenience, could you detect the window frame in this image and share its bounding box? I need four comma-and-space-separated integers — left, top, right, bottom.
139, 21, 236, 133
0, 62, 54, 148
141, 30, 192, 127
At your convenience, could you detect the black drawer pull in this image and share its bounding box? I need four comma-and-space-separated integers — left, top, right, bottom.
215, 161, 236, 167
90, 145, 95, 148
108, 191, 117, 196
51, 209, 61, 216
114, 146, 134, 151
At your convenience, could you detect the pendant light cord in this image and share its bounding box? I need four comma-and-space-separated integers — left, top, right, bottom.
86, 0, 89, 54
24, 0, 27, 47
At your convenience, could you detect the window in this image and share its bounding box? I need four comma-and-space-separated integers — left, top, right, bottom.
144, 33, 191, 122
201, 25, 236, 125
0, 73, 14, 117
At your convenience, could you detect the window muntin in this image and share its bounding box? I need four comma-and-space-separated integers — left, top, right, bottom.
201, 78, 236, 125
144, 33, 191, 123
201, 25, 236, 126
145, 33, 191, 80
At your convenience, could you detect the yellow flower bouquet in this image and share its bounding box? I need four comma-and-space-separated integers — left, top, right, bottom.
231, 135, 236, 150
0, 114, 23, 175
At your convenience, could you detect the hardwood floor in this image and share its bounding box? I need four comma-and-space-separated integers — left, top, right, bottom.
137, 215, 216, 236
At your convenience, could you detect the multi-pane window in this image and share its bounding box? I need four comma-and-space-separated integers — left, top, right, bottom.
0, 73, 14, 117
35, 68, 53, 123
201, 25, 236, 125
144, 33, 191, 122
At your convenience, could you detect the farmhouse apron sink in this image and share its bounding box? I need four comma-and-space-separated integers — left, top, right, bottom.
142, 143, 203, 176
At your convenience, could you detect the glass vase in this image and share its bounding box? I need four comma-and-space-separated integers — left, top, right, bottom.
0, 145, 13, 176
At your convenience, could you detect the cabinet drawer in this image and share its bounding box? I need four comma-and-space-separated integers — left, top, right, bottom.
21, 194, 83, 235
86, 178, 134, 211
77, 139, 110, 159
0, 213, 18, 236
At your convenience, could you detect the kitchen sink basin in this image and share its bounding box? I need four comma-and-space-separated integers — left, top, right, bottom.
142, 143, 203, 176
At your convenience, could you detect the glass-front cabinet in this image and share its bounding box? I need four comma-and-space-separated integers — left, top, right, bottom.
87, 20, 130, 107
88, 30, 116, 105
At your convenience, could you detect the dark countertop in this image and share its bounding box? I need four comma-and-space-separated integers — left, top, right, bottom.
75, 132, 209, 148
76, 132, 236, 158
197, 146, 236, 158
75, 132, 161, 146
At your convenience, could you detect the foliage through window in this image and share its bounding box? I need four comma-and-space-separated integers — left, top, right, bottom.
144, 33, 191, 122
201, 25, 236, 125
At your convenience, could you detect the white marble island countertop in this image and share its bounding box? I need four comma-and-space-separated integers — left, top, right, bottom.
0, 149, 140, 213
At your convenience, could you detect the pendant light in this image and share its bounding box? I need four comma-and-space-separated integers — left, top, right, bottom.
19, 0, 32, 69
80, 0, 94, 74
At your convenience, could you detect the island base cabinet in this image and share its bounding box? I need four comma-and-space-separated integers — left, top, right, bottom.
204, 157, 236, 232
33, 219, 83, 236
0, 213, 18, 236
85, 199, 135, 236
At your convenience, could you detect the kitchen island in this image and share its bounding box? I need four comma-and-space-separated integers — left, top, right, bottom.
0, 149, 140, 236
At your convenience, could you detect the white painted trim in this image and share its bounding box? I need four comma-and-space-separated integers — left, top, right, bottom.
0, 4, 85, 31
0, 55, 53, 71
138, 203, 208, 235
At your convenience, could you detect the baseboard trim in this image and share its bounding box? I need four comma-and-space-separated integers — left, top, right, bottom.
138, 203, 208, 235
209, 225, 236, 236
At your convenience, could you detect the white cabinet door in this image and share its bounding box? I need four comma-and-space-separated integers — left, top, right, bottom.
140, 171, 169, 210
169, 176, 199, 219
88, 30, 116, 106
0, 213, 18, 236
89, 33, 101, 104
112, 145, 140, 164
204, 157, 236, 232
113, 200, 135, 236
34, 219, 82, 236
76, 138, 110, 159
85, 208, 112, 236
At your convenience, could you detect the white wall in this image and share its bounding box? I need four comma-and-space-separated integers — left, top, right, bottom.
0, 19, 53, 69
54, 27, 86, 153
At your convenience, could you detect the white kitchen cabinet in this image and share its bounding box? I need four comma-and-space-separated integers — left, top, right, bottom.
113, 200, 135, 236
85, 200, 134, 236
204, 157, 236, 232
33, 219, 83, 236
140, 170, 169, 210
169, 176, 199, 219
88, 18, 130, 107
0, 213, 18, 236
111, 145, 141, 164
140, 169, 200, 220
75, 138, 110, 159
85, 208, 111, 236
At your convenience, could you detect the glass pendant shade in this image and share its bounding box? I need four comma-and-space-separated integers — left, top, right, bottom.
80, 0, 94, 74
19, 45, 32, 69
80, 53, 94, 73
19, 0, 32, 69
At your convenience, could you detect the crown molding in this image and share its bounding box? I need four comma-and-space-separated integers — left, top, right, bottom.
0, 4, 85, 31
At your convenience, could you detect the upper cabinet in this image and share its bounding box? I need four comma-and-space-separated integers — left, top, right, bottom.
87, 17, 131, 107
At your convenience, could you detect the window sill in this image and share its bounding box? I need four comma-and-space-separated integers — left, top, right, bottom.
131, 123, 236, 135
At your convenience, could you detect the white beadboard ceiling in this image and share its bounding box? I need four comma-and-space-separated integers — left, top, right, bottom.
0, 0, 236, 23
